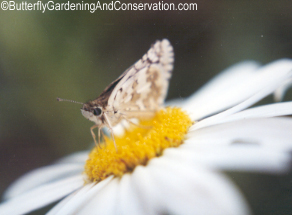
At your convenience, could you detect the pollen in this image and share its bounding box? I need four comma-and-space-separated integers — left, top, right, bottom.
84, 107, 192, 182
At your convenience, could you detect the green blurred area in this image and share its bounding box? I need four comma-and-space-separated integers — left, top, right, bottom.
0, 1, 292, 214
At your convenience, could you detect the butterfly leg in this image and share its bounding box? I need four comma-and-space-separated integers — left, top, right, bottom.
100, 128, 107, 146
97, 126, 102, 149
90, 124, 101, 148
103, 113, 118, 152
108, 127, 117, 152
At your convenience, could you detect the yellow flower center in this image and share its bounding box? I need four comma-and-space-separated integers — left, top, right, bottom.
84, 107, 192, 182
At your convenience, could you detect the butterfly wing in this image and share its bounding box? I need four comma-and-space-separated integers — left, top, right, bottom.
106, 39, 174, 119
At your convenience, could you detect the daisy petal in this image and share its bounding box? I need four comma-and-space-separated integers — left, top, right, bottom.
274, 78, 292, 102
274, 78, 292, 101
56, 151, 89, 164
209, 102, 292, 126
0, 175, 83, 215
185, 59, 292, 121
47, 183, 95, 215
178, 118, 292, 172
116, 174, 147, 215
188, 118, 292, 150
76, 177, 119, 215
193, 102, 292, 130
184, 61, 260, 120
146, 157, 250, 215
165, 97, 186, 107
48, 176, 113, 215
4, 164, 83, 200
45, 186, 83, 215
165, 146, 290, 173
131, 165, 160, 215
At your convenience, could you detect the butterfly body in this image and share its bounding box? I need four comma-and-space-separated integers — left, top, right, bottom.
80, 39, 174, 148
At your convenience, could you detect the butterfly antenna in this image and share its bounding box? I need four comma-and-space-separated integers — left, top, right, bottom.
57, 97, 84, 105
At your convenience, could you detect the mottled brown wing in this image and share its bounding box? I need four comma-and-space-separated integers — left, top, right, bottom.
107, 39, 174, 118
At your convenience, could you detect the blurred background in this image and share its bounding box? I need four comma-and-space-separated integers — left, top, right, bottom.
0, 0, 292, 214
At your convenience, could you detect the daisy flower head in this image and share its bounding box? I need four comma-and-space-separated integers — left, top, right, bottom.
1, 54, 292, 214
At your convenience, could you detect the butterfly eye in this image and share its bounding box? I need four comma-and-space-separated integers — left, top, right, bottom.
93, 108, 102, 116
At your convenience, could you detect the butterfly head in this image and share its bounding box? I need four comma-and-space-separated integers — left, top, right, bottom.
81, 102, 104, 125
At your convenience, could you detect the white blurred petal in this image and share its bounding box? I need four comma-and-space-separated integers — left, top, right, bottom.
116, 174, 147, 215
131, 158, 250, 215
0, 175, 83, 215
274, 78, 292, 102
188, 118, 292, 150
56, 151, 89, 164
193, 102, 292, 130
76, 177, 119, 215
142, 157, 250, 215
4, 164, 83, 200
46, 185, 85, 215
185, 59, 292, 121
184, 61, 260, 119
131, 165, 159, 215
112, 119, 135, 136
49, 176, 113, 215
165, 97, 186, 107
165, 146, 290, 173
178, 118, 292, 172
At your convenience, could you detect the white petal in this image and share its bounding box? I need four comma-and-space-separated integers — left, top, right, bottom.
46, 185, 85, 215
193, 102, 292, 130
179, 118, 292, 172
192, 81, 292, 130
144, 157, 250, 215
183, 61, 260, 119
48, 176, 113, 215
76, 177, 119, 215
112, 119, 137, 136
116, 173, 147, 215
0, 175, 83, 215
185, 59, 292, 121
56, 151, 89, 164
131, 165, 160, 215
4, 164, 83, 200
274, 78, 292, 101
165, 146, 290, 173
165, 97, 186, 107
188, 118, 292, 150
47, 183, 95, 215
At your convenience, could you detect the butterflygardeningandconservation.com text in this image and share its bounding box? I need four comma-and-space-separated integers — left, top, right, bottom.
1, 1, 198, 13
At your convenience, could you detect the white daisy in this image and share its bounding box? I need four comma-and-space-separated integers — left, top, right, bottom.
1, 59, 292, 215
